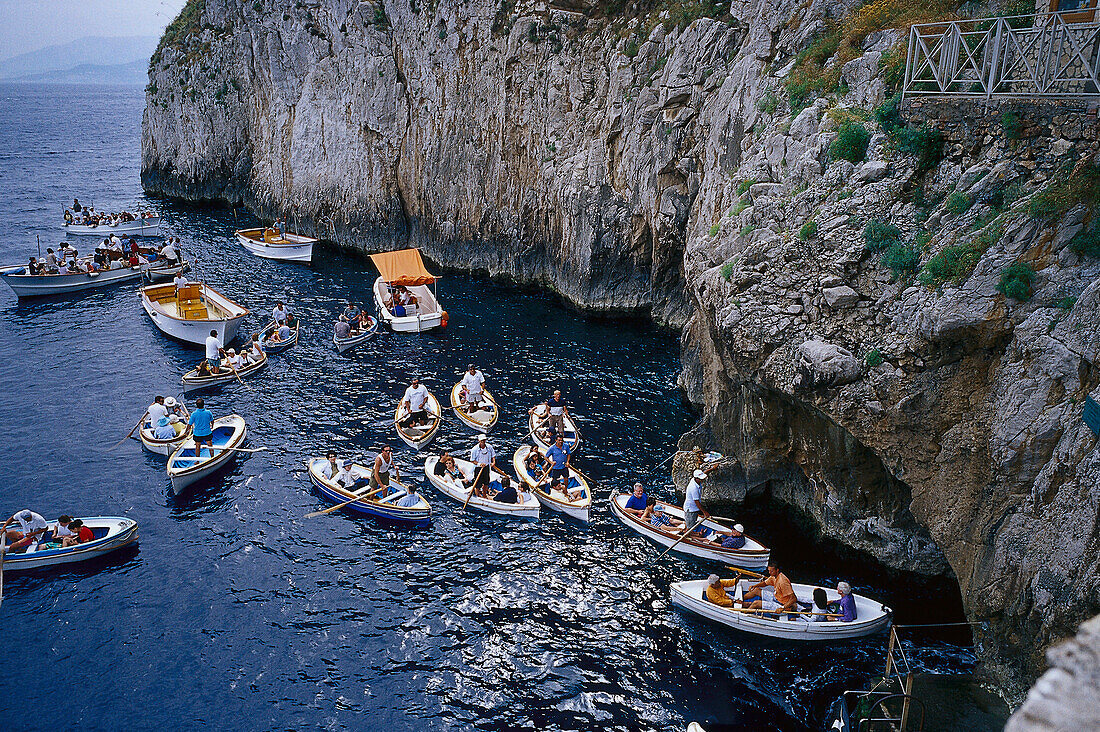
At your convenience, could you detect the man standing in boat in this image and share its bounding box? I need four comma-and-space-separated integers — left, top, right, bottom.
1, 509, 50, 552
460, 364, 486, 413
681, 469, 711, 536
188, 398, 215, 458
400, 376, 431, 428
469, 434, 497, 499
204, 330, 224, 374
272, 301, 290, 326
370, 446, 399, 498
531, 389, 570, 442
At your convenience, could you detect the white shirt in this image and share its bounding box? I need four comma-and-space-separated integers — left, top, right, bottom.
403, 384, 429, 411
683, 479, 703, 513
273, 306, 288, 323
14, 511, 47, 534
319, 459, 338, 479
54, 522, 74, 538
161, 244, 177, 259
148, 402, 168, 423
396, 492, 420, 507
249, 343, 264, 361
205, 335, 222, 360
174, 274, 188, 288
224, 353, 245, 369
461, 370, 484, 397
470, 444, 495, 466
336, 467, 362, 487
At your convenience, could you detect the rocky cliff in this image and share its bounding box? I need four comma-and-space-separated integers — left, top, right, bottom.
144, 0, 1100, 694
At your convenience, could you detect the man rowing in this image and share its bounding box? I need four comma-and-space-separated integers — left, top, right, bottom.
741, 564, 798, 614
459, 364, 486, 414
147, 395, 169, 426
469, 434, 496, 499
370, 446, 399, 498
2, 509, 50, 551
530, 389, 571, 442
342, 301, 364, 333
541, 434, 572, 486
272, 301, 289, 325
681, 469, 715, 537
204, 330, 224, 374
400, 377, 431, 428
188, 398, 215, 457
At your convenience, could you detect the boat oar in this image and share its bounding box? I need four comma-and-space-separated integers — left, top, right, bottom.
171, 446, 268, 461
305, 485, 386, 518
110, 412, 149, 450
463, 466, 488, 511
725, 566, 765, 579
656, 451, 679, 470
655, 517, 708, 560
521, 413, 547, 441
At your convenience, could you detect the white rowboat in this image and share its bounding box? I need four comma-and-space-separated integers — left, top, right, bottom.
1, 263, 144, 298
334, 316, 379, 353
140, 282, 249, 346
423, 455, 539, 519
306, 458, 432, 527
0, 517, 138, 571
166, 415, 247, 494
259, 318, 299, 353
64, 215, 160, 237
512, 445, 591, 523
181, 352, 267, 391
395, 390, 442, 450
608, 491, 770, 569
139, 416, 193, 456
670, 578, 892, 640
449, 382, 499, 432
529, 403, 581, 454
235, 227, 316, 263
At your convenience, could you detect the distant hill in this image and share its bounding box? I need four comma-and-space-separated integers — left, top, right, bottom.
0, 36, 157, 85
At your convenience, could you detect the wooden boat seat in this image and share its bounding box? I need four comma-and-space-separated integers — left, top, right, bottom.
263, 229, 284, 243
176, 284, 209, 320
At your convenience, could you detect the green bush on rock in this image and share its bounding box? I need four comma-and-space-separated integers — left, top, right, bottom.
829, 121, 870, 163
997, 262, 1036, 301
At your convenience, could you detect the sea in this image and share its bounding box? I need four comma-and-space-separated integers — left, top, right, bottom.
0, 83, 981, 731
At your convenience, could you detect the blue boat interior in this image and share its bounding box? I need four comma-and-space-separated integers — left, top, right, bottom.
171, 426, 234, 469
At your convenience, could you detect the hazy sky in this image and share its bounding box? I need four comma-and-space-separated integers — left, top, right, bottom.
0, 0, 187, 60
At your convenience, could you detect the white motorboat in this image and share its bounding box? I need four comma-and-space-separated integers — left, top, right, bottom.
369, 249, 446, 332
513, 445, 591, 523
64, 214, 161, 237
670, 578, 892, 640
234, 227, 316, 263
1, 263, 144, 298
608, 491, 770, 569
0, 517, 138, 571
423, 455, 539, 519
140, 282, 249, 346
166, 415, 247, 494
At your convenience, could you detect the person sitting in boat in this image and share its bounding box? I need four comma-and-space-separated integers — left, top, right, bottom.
127, 252, 141, 268
148, 395, 169, 426
336, 459, 370, 491
61, 519, 95, 547
370, 446, 399, 498
714, 523, 747, 549
810, 588, 832, 622
705, 574, 740, 608
334, 315, 352, 341
400, 377, 431, 428
741, 564, 798, 615
492, 475, 519, 504
396, 482, 422, 508
167, 415, 184, 436
26, 256, 42, 275
222, 348, 246, 371
56, 259, 73, 275
49, 516, 75, 547
108, 235, 123, 253
393, 286, 418, 316
469, 434, 497, 499
836, 582, 858, 622
153, 417, 177, 440
648, 503, 683, 530
44, 248, 58, 271
622, 482, 648, 517
2, 509, 50, 552
247, 335, 265, 363
93, 247, 109, 270
541, 434, 572, 486
548, 476, 583, 503
128, 238, 141, 256
459, 365, 485, 413
188, 398, 215, 457
318, 451, 340, 479
523, 450, 542, 482
342, 301, 362, 332
433, 452, 465, 487
272, 301, 289, 325
64, 209, 74, 224
204, 330, 224, 374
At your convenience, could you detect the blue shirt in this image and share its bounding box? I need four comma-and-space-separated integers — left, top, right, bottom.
189, 408, 214, 437
683, 479, 703, 513
396, 493, 420, 508
545, 445, 570, 470
625, 493, 647, 511
839, 593, 858, 622
721, 534, 746, 549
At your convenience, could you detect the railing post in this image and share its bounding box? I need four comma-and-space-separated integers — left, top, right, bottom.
988, 18, 1004, 98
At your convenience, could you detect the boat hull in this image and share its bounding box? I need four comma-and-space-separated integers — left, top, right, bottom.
1, 264, 144, 298
2, 517, 138, 571
182, 352, 267, 391
670, 579, 892, 640
373, 277, 444, 332
306, 458, 431, 527
167, 415, 247, 494
333, 316, 378, 353
64, 217, 161, 237
259, 319, 299, 353
395, 391, 442, 450
513, 445, 591, 522
235, 228, 315, 263
608, 491, 770, 569
139, 421, 193, 456
449, 383, 499, 432
423, 456, 539, 518
140, 283, 248, 346
529, 404, 581, 454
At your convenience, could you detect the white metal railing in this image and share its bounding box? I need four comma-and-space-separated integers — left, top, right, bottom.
904, 10, 1100, 99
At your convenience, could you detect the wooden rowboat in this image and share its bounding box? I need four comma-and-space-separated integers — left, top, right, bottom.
333, 316, 378, 354
529, 403, 581, 454
258, 318, 299, 353
181, 351, 267, 391
449, 382, 499, 432
166, 415, 247, 494
235, 227, 316, 263
423, 455, 539, 518
670, 578, 892, 640
394, 390, 442, 450
139, 415, 193, 457
306, 457, 432, 527
0, 517, 139, 571
608, 491, 770, 569
512, 445, 592, 523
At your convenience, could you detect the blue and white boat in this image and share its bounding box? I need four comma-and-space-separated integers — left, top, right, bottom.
306, 457, 432, 527
1, 517, 138, 571
166, 415, 247, 494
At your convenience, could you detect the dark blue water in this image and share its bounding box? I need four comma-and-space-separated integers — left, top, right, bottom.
0, 83, 977, 731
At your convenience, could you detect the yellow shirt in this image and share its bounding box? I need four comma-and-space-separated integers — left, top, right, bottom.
705, 579, 739, 607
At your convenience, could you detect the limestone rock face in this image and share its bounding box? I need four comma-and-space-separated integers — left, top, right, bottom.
146, 0, 1100, 696
1005, 614, 1100, 731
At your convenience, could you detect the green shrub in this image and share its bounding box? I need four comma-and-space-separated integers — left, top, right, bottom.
439, 27, 447, 39
720, 261, 735, 281
1068, 227, 1100, 257
729, 199, 750, 217
624, 38, 639, 58
709, 224, 720, 237
1029, 165, 1100, 221
920, 243, 981, 287
865, 349, 883, 368
879, 48, 905, 92
915, 230, 932, 250
830, 121, 871, 163
374, 5, 388, 25
881, 242, 921, 281
945, 191, 972, 215
864, 219, 902, 251
757, 92, 778, 115
997, 262, 1036, 301
736, 179, 756, 196
1055, 296, 1077, 310
874, 92, 903, 133
891, 123, 943, 173
799, 221, 818, 241
740, 224, 756, 237
786, 30, 842, 111
1000, 110, 1023, 139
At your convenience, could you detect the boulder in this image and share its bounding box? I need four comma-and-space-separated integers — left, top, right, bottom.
796, 340, 863, 389
823, 285, 860, 308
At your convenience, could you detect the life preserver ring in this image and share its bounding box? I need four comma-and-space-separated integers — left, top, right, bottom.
440, 310, 449, 328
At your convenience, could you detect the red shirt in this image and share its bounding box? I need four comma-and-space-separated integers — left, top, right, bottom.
78, 526, 95, 543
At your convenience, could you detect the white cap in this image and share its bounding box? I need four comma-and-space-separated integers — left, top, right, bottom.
733, 523, 744, 533
693, 470, 708, 480
164, 397, 178, 408
707, 574, 720, 586
478, 433, 488, 441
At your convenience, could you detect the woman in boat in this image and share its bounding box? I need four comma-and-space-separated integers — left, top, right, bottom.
524, 451, 543, 483
222, 349, 246, 372
810, 588, 831, 622
61, 519, 95, 547
433, 452, 466, 487
247, 334, 264, 363
836, 582, 858, 622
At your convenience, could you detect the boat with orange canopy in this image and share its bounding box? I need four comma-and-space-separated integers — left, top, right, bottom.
369, 248, 446, 333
